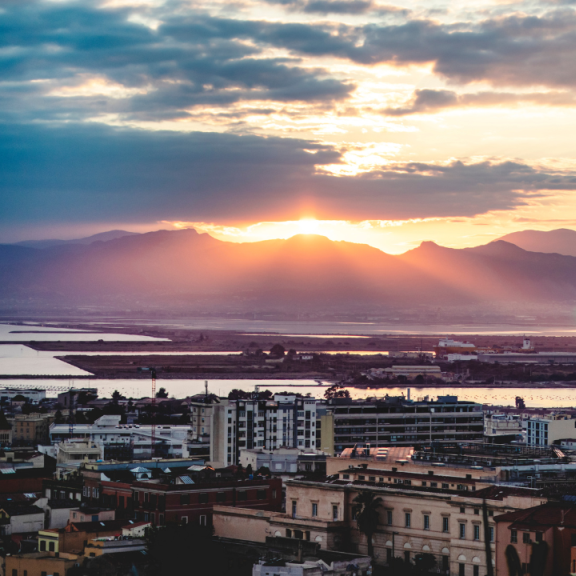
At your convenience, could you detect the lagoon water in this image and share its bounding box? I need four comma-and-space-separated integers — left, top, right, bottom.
0, 377, 574, 408
0, 324, 169, 342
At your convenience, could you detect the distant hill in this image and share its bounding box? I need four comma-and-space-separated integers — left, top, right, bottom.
497, 228, 576, 257
14, 229, 140, 249
2, 229, 576, 310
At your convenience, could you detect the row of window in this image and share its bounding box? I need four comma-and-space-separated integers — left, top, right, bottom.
386, 511, 494, 541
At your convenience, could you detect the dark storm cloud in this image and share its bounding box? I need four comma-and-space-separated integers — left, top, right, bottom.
1, 122, 575, 225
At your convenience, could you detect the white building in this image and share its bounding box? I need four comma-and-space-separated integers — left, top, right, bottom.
49, 415, 190, 459
210, 395, 322, 468
525, 414, 576, 446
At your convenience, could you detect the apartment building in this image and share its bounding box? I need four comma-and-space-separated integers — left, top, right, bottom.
525, 414, 576, 446
10, 414, 52, 445
328, 395, 483, 452
210, 395, 322, 467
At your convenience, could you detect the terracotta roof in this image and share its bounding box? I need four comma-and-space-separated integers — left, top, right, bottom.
494, 503, 576, 529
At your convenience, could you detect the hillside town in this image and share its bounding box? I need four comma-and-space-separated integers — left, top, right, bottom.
0, 383, 574, 575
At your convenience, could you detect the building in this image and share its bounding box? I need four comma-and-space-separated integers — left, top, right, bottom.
5, 551, 81, 576
38, 520, 127, 554
34, 497, 79, 529
240, 448, 327, 477
477, 352, 576, 364
328, 395, 483, 453
131, 476, 282, 527
372, 366, 442, 380
494, 503, 576, 576
525, 415, 576, 446
214, 477, 545, 575
0, 411, 12, 445
9, 414, 51, 445
211, 395, 323, 468
253, 554, 371, 576
484, 414, 523, 444
56, 441, 103, 464
0, 503, 45, 536
70, 506, 115, 523
49, 415, 190, 459
84, 537, 146, 557
57, 388, 97, 408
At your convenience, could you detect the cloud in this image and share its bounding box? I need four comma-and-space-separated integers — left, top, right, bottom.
1, 122, 575, 227
383, 88, 576, 115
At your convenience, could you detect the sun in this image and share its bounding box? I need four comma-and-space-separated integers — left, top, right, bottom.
298, 219, 319, 234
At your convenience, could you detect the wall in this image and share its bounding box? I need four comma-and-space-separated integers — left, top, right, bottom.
5, 553, 78, 576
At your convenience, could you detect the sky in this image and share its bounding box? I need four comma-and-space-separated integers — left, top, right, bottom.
2, 0, 576, 253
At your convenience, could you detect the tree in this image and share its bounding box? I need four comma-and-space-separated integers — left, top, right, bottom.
505, 544, 522, 576
270, 344, 286, 357
112, 390, 122, 405
54, 410, 64, 424
352, 490, 382, 558
414, 553, 436, 574
324, 385, 350, 400
156, 387, 168, 399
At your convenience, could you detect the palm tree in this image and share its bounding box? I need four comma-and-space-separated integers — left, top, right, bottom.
352, 490, 382, 558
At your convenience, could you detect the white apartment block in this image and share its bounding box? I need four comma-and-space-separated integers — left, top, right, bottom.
210, 395, 322, 468
525, 415, 576, 446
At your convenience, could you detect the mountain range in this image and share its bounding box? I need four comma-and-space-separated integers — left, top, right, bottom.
496, 228, 576, 257
2, 228, 576, 311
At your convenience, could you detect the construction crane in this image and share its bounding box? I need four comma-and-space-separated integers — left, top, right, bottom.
68, 389, 75, 440
151, 368, 157, 458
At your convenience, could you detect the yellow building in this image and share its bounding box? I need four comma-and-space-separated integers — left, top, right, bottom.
5, 552, 80, 576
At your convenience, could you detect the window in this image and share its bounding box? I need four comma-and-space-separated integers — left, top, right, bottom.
49, 541, 55, 552
257, 490, 266, 500
237, 491, 247, 501
216, 492, 226, 503
12, 570, 17, 576
442, 556, 449, 572
424, 515, 430, 530
198, 493, 209, 504
180, 494, 190, 505
312, 503, 318, 517
474, 566, 479, 576
523, 532, 531, 543
387, 510, 393, 525
460, 507, 465, 513
459, 523, 466, 539
511, 529, 518, 543
459, 564, 465, 576
474, 525, 480, 540
474, 508, 479, 515
292, 501, 297, 518
286, 528, 292, 538
181, 516, 188, 525
404, 551, 410, 564
40, 540, 46, 551
535, 531, 543, 542
332, 505, 338, 521
571, 533, 576, 546
405, 512, 411, 528
199, 515, 207, 526
443, 517, 449, 533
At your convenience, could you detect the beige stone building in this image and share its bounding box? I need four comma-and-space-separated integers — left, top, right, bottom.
9, 414, 52, 445
214, 467, 546, 576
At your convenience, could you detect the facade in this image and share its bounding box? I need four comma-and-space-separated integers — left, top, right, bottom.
211, 395, 323, 468
525, 415, 576, 446
50, 415, 190, 459
70, 507, 115, 523
5, 551, 80, 576
34, 498, 78, 529
0, 504, 45, 536
214, 478, 546, 575
494, 503, 576, 576
9, 414, 51, 445
484, 414, 523, 444
240, 448, 326, 476
56, 441, 103, 463
329, 395, 483, 452
189, 398, 217, 442
131, 476, 283, 527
